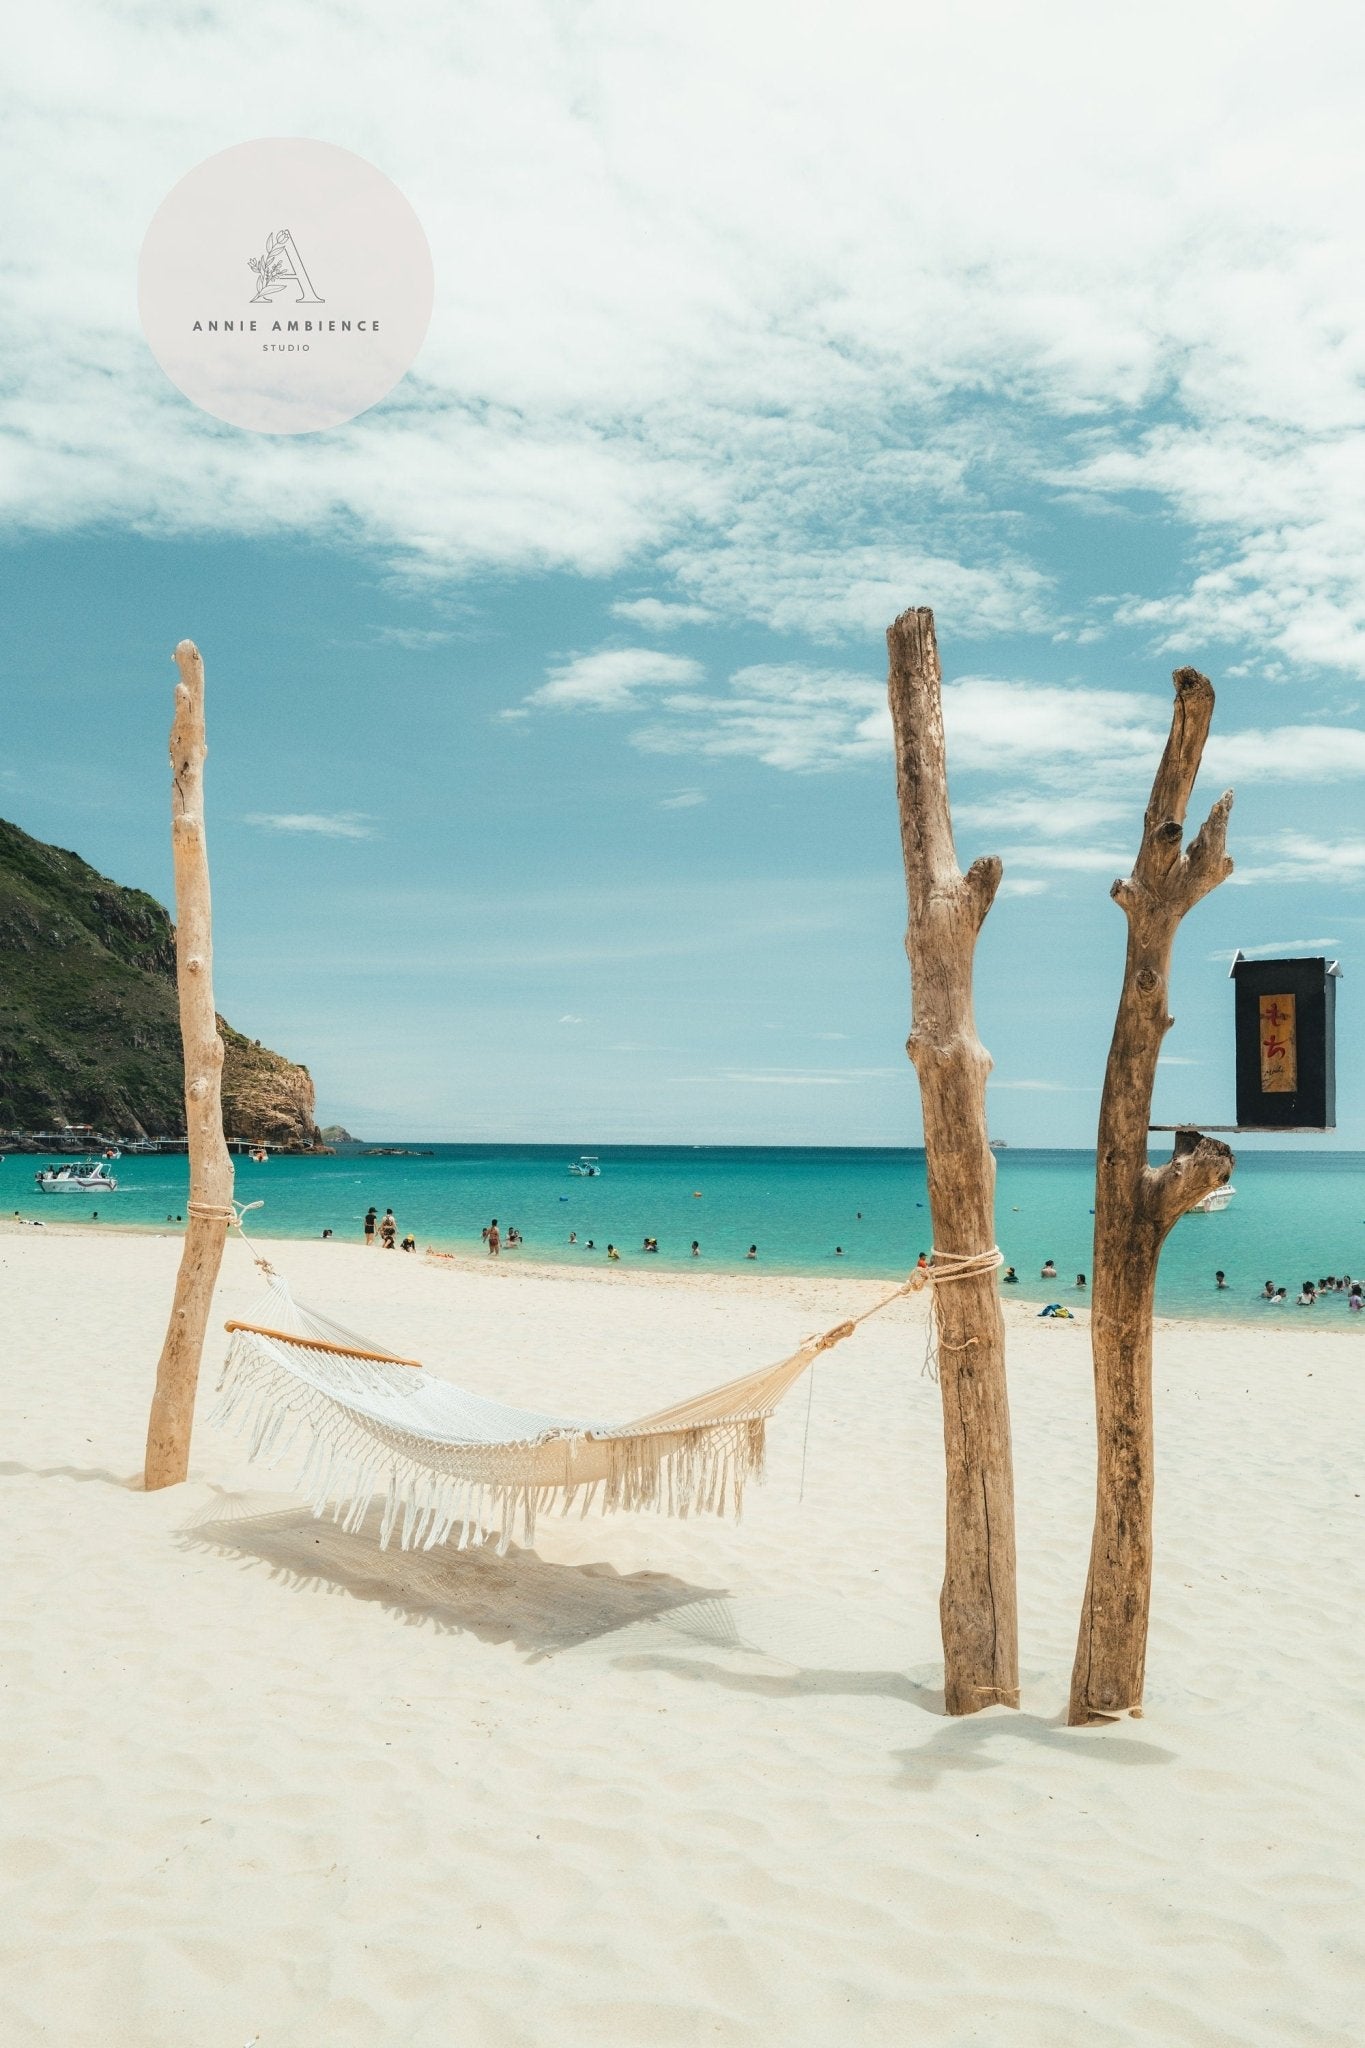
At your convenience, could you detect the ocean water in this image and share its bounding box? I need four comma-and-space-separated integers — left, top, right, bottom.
8, 1143, 1365, 1324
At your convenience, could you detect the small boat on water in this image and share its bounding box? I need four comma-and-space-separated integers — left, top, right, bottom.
35, 1160, 119, 1193
1190, 1184, 1236, 1214
567, 1155, 602, 1177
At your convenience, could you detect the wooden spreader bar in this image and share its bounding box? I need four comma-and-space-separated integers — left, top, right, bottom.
224, 1320, 424, 1369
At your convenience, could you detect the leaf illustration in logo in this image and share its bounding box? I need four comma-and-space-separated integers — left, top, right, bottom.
265, 231, 275, 253
247, 256, 260, 272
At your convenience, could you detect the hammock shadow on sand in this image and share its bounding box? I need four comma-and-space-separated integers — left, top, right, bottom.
180, 1491, 726, 1657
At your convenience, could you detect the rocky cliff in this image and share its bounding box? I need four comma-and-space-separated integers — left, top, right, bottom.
0, 817, 323, 1148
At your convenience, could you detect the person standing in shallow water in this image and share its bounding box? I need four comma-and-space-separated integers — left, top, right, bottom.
487, 1219, 500, 1257
380, 1208, 397, 1249
364, 1206, 377, 1247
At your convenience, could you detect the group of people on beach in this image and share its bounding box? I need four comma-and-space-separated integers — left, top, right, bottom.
479, 1219, 523, 1255
1257, 1273, 1363, 1308
347, 1213, 765, 1262
563, 1232, 754, 1260
1000, 1261, 1086, 1288
361, 1206, 416, 1253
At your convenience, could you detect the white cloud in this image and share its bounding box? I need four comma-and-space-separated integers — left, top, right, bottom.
373, 625, 456, 649
523, 655, 1365, 799
1229, 834, 1365, 886
558, 1014, 584, 1024
1208, 938, 1341, 960
9, 1, 1365, 667
243, 811, 375, 839
531, 648, 702, 711
1203, 727, 1365, 782
999, 843, 1133, 873
611, 598, 714, 630
998, 877, 1050, 898
954, 794, 1129, 837
941, 679, 1163, 776
633, 664, 884, 773
658, 789, 707, 809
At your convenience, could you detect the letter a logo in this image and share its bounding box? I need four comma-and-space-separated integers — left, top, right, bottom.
247, 227, 324, 304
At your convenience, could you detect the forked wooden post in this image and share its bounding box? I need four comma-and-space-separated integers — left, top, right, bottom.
1068, 667, 1235, 1723
887, 606, 1019, 1715
144, 641, 234, 1492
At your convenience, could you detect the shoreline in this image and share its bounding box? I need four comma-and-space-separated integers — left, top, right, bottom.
4, 1213, 1349, 1332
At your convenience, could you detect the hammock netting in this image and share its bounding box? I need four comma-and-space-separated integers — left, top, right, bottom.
213, 1271, 863, 1554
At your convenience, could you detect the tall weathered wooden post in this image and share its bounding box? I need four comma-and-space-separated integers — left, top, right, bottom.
1068, 667, 1234, 1723
145, 641, 234, 1491
888, 606, 1019, 1715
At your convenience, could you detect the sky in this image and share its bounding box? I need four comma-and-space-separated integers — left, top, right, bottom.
4, 0, 1365, 1145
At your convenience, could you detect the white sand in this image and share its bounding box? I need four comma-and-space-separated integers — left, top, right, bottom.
2, 1224, 1363, 2047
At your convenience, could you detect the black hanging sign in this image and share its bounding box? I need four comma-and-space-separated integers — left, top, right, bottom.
1229, 954, 1340, 1131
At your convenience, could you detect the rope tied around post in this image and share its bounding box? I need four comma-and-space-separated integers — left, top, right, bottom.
921, 1246, 1004, 1381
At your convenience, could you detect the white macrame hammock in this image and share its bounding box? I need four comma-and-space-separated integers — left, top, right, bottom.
211, 1250, 979, 1555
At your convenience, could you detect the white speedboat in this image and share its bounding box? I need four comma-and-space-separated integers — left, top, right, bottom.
567, 1155, 601, 1177
1191, 1184, 1236, 1214
35, 1160, 119, 1193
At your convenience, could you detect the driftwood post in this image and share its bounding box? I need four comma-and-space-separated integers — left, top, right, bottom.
144, 641, 234, 1491
1069, 667, 1234, 1723
888, 606, 1019, 1715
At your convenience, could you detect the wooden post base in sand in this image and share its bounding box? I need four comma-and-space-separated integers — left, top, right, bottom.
144, 642, 234, 1493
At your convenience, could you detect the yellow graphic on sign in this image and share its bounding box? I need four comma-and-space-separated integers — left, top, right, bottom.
1258, 993, 1297, 1093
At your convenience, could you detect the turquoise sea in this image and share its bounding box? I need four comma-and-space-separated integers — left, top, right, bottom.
8, 1144, 1365, 1324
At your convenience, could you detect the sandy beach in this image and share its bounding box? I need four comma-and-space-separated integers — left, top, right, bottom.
3, 1222, 1363, 2046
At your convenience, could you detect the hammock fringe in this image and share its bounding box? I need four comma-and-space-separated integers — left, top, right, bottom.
214, 1330, 772, 1556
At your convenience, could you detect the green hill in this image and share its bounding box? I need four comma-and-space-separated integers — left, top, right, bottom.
0, 817, 322, 1146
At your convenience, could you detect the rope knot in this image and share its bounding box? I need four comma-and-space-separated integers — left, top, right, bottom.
814, 1321, 856, 1353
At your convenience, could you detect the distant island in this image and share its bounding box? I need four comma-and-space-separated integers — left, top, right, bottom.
0, 817, 323, 1150
319, 1124, 357, 1145
361, 1146, 435, 1158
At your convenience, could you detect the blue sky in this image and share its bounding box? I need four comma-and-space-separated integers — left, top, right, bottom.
4, 1, 1365, 1145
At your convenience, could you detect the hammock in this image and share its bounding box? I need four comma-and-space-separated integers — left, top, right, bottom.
213, 1265, 924, 1554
